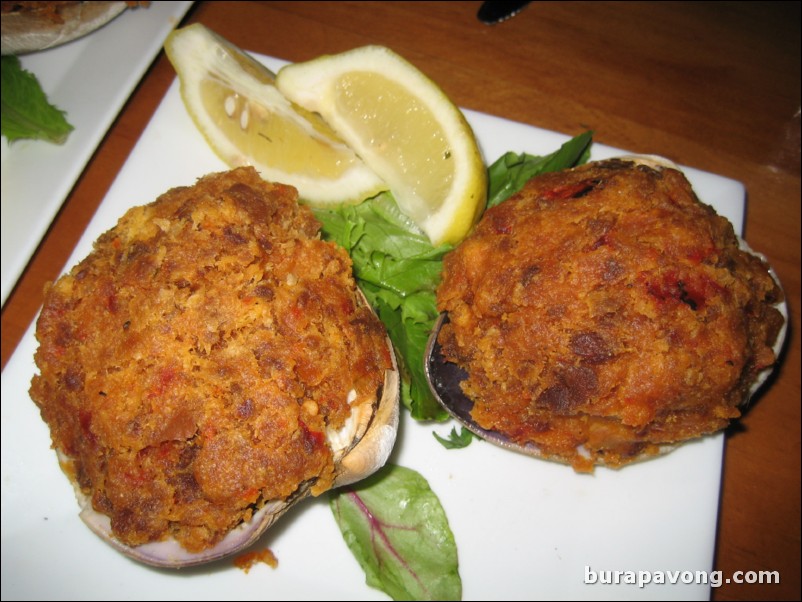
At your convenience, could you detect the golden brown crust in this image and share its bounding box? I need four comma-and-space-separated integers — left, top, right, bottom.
30, 167, 392, 552
436, 159, 784, 471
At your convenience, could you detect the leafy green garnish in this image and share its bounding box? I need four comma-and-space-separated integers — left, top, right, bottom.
433, 426, 475, 449
1, 55, 73, 144
331, 464, 461, 601
315, 193, 450, 421
487, 130, 593, 208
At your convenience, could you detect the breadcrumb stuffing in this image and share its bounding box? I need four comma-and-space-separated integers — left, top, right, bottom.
437, 159, 784, 471
234, 548, 278, 572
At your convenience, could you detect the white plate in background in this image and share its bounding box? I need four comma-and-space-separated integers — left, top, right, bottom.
1, 53, 749, 601
1, 1, 194, 305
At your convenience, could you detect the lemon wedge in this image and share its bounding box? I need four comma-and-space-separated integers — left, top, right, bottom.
276, 46, 487, 246
164, 25, 387, 206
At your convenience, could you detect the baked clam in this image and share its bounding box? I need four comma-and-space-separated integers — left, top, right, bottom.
30, 167, 400, 568
426, 156, 786, 471
64, 349, 399, 568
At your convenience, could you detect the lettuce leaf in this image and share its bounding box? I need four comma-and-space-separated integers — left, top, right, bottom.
487, 130, 593, 208
315, 194, 450, 421
1, 55, 73, 144
330, 464, 461, 601
433, 426, 475, 450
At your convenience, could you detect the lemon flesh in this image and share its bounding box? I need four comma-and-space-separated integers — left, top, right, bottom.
276, 46, 487, 246
164, 25, 387, 206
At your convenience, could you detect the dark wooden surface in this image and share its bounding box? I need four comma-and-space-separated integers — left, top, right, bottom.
2, 2, 799, 599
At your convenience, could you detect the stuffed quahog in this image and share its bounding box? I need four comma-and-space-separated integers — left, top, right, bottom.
30, 167, 399, 567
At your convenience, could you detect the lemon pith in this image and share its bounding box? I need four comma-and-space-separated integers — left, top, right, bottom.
164, 25, 387, 206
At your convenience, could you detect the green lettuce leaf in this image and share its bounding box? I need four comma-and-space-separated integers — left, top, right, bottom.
433, 426, 475, 450
315, 193, 450, 421
1, 55, 73, 144
487, 130, 593, 208
331, 464, 461, 601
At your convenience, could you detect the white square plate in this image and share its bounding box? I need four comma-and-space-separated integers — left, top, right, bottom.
1, 53, 747, 601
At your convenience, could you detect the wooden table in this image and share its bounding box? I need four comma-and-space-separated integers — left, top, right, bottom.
2, 2, 798, 600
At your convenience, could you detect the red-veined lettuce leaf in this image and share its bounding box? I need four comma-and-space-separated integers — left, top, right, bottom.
330, 464, 461, 600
